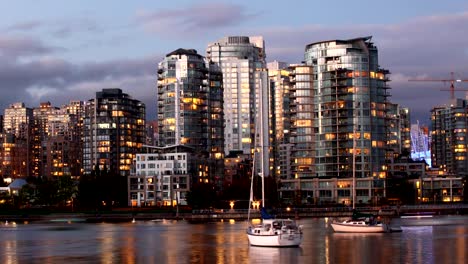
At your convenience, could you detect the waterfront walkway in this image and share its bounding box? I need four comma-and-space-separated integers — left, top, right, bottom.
190, 204, 468, 221
1, 204, 467, 223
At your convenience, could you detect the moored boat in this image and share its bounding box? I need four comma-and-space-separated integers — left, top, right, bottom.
246, 93, 303, 247
330, 127, 391, 233
331, 218, 388, 233
247, 218, 303, 247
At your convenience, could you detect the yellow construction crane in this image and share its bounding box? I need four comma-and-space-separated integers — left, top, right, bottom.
408, 72, 468, 100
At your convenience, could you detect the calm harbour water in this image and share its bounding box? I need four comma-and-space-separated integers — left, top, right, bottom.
0, 215, 467, 264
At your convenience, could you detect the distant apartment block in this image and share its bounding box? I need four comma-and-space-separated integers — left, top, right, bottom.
431, 98, 468, 178
128, 145, 215, 207
83, 88, 145, 176
387, 104, 411, 161
1, 102, 33, 178
32, 101, 82, 178
157, 48, 224, 187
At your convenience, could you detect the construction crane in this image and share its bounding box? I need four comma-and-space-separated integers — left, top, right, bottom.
408, 72, 468, 100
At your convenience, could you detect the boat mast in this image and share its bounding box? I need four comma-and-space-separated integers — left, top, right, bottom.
260, 78, 265, 209
247, 151, 255, 222
352, 126, 356, 210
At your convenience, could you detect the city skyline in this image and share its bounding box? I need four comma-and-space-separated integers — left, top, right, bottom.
1, 1, 468, 125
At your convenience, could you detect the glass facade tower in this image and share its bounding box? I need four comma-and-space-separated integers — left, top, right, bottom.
206, 36, 269, 177
304, 36, 391, 179
267, 61, 292, 180
83, 88, 145, 176
431, 98, 468, 178
157, 48, 224, 186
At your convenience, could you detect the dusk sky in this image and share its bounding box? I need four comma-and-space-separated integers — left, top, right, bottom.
1, 0, 468, 126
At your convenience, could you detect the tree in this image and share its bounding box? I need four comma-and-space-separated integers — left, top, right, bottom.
18, 184, 36, 208
78, 166, 127, 210
0, 192, 14, 208
35, 177, 59, 206
56, 176, 77, 206
186, 182, 217, 209
78, 167, 99, 209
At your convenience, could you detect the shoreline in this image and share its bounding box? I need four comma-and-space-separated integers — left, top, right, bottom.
1, 204, 467, 224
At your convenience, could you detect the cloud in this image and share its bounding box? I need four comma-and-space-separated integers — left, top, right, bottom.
260, 12, 468, 124
0, 37, 158, 118
26, 86, 59, 100
6, 21, 43, 32
1, 9, 467, 125
4, 18, 102, 39
135, 2, 258, 36
0, 36, 57, 60
51, 18, 102, 38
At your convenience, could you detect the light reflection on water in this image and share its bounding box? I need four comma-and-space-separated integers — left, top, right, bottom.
0, 216, 466, 263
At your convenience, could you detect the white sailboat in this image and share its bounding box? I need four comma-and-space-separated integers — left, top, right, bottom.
246, 151, 303, 246
330, 128, 389, 233
246, 91, 303, 247
330, 212, 388, 233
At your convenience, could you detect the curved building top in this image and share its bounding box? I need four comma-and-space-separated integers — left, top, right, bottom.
305, 36, 373, 50
165, 48, 203, 59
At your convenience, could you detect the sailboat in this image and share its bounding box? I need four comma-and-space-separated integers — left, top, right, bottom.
330, 128, 389, 233
246, 92, 303, 247
246, 151, 303, 246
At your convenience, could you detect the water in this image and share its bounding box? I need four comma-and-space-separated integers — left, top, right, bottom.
0, 216, 467, 263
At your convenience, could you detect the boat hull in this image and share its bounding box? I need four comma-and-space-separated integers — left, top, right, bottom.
247, 233, 302, 247
331, 222, 388, 233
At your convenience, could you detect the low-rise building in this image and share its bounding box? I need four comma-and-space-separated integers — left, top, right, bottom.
128, 145, 213, 207
278, 177, 384, 206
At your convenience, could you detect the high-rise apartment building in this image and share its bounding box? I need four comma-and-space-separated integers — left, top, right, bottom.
431, 98, 468, 177
206, 36, 269, 178
283, 64, 316, 203
157, 48, 224, 186
2, 102, 33, 177
3, 102, 33, 140
304, 36, 391, 179
32, 102, 60, 177
83, 88, 145, 176
277, 37, 392, 204
399, 108, 412, 156
29, 101, 83, 178
387, 104, 411, 161
267, 61, 292, 181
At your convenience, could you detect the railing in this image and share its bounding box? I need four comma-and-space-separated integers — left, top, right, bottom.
192, 204, 468, 216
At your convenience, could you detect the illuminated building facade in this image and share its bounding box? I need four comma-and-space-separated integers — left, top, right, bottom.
32, 102, 60, 177
157, 48, 224, 187
399, 107, 412, 156
3, 102, 33, 138
276, 37, 392, 205
2, 102, 33, 178
44, 110, 81, 178
83, 88, 145, 176
304, 36, 391, 180
387, 104, 411, 161
206, 36, 269, 178
267, 61, 292, 181
29, 101, 83, 178
129, 145, 214, 207
431, 98, 468, 177
280, 64, 315, 204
